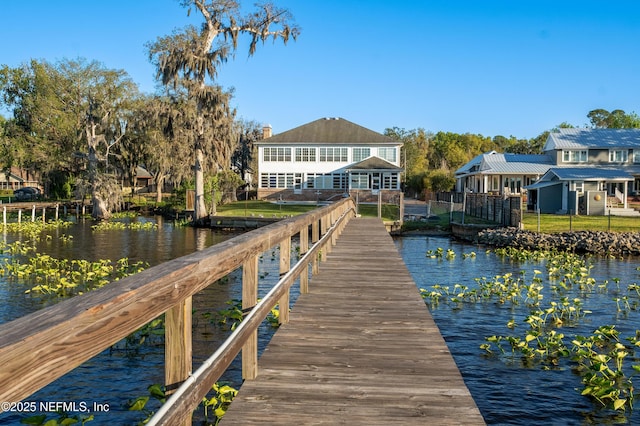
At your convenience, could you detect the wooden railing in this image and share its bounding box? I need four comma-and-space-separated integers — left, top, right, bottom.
0, 197, 356, 425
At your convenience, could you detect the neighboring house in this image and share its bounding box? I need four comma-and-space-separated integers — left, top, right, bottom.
455, 128, 640, 215
256, 117, 403, 202
454, 151, 553, 195
0, 167, 41, 191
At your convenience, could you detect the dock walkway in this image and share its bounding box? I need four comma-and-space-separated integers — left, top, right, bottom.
221, 217, 485, 425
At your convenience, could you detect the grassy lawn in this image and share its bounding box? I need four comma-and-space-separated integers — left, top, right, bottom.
216, 200, 318, 217
521, 212, 640, 233
215, 200, 400, 222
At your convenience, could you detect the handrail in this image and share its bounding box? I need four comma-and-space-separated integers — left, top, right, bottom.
147, 205, 354, 425
0, 198, 356, 414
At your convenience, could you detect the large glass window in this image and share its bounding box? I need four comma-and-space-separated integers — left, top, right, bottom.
382, 173, 399, 189
352, 148, 370, 162
319, 147, 348, 162
295, 147, 316, 162
260, 173, 298, 188
562, 150, 587, 163
351, 173, 369, 189
263, 147, 291, 162
378, 147, 397, 162
609, 149, 628, 162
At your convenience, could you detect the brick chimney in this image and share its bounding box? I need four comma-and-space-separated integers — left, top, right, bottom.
262, 124, 272, 139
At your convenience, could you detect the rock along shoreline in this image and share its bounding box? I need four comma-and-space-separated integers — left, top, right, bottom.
476, 227, 640, 257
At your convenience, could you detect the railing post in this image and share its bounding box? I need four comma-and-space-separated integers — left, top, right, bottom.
311, 219, 319, 243
299, 225, 309, 294
279, 237, 291, 324
242, 255, 258, 380
321, 215, 330, 257
165, 296, 193, 426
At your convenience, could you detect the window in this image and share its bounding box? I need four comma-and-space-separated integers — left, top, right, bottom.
259, 173, 298, 188
332, 174, 347, 189
573, 181, 584, 194
352, 148, 370, 162
609, 149, 628, 163
505, 177, 521, 194
634, 150, 640, 163
382, 173, 399, 189
378, 147, 397, 163
319, 147, 348, 162
491, 176, 500, 192
306, 173, 318, 189
562, 150, 587, 163
295, 147, 316, 162
351, 173, 368, 189
263, 147, 291, 162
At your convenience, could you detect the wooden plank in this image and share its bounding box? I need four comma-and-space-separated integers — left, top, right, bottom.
164, 297, 192, 426
0, 198, 354, 406
221, 217, 485, 425
242, 255, 259, 380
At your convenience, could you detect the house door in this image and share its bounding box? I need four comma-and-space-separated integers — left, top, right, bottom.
371, 173, 380, 194
294, 173, 302, 195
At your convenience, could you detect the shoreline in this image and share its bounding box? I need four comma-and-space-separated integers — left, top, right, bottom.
477, 227, 640, 257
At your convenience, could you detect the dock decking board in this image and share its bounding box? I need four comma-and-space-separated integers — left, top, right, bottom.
220, 217, 485, 425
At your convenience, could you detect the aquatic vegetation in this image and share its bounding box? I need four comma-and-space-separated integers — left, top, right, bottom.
202, 382, 238, 423
3, 219, 74, 240
0, 241, 148, 297
128, 381, 238, 425
91, 220, 158, 231
214, 298, 281, 330
423, 246, 640, 413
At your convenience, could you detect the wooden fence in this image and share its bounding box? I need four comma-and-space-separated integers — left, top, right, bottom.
0, 197, 356, 426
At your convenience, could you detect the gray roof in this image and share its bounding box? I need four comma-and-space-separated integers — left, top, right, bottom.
545, 167, 633, 181
455, 151, 553, 176
257, 117, 400, 145
346, 156, 403, 172
455, 151, 492, 174
544, 128, 640, 151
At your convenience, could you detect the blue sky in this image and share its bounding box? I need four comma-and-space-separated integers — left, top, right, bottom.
2, 1, 640, 139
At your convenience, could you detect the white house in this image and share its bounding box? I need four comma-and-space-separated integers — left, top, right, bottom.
256, 117, 403, 202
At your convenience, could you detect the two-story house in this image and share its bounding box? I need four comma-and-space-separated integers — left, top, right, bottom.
455, 128, 640, 215
256, 117, 403, 202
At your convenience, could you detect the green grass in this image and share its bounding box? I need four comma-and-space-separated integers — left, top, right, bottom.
521, 212, 640, 233
356, 204, 399, 222
215, 200, 401, 222
215, 200, 318, 217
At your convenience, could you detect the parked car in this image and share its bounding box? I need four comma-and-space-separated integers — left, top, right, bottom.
13, 187, 41, 201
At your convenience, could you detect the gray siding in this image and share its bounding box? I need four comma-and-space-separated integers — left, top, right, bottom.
538, 184, 563, 213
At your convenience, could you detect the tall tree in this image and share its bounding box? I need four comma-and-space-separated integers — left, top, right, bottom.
587, 108, 640, 128
0, 59, 138, 219
148, 0, 299, 223
385, 127, 432, 195
231, 119, 262, 190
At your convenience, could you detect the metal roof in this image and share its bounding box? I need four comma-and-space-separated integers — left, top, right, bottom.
256, 117, 400, 145
544, 128, 640, 151
481, 153, 553, 174
455, 151, 553, 176
545, 167, 633, 181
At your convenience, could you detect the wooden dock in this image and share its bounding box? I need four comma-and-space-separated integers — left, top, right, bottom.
221, 217, 485, 425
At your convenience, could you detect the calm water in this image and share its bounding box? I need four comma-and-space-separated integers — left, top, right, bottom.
2, 220, 640, 424
395, 235, 640, 425
0, 216, 289, 425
